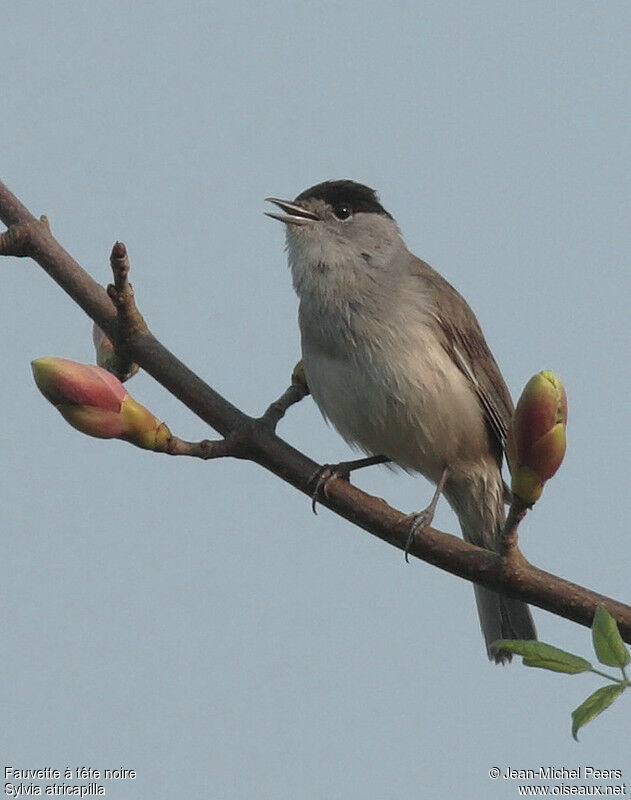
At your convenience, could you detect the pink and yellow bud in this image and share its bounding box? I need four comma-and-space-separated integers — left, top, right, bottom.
118, 394, 172, 450
506, 370, 568, 505
31, 357, 170, 452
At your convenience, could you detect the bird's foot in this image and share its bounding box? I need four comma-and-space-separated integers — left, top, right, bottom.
309, 463, 350, 514
308, 454, 390, 514
402, 508, 437, 563
402, 467, 449, 563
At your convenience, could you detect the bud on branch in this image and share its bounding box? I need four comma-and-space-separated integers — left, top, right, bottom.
31, 357, 170, 451
92, 324, 139, 382
506, 370, 568, 505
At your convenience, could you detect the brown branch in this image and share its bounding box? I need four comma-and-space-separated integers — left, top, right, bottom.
259, 379, 309, 429
90, 241, 144, 382
2, 177, 630, 643
106, 240, 148, 341
165, 435, 242, 459
501, 498, 531, 556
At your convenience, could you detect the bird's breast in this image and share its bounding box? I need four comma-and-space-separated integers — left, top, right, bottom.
299, 302, 491, 482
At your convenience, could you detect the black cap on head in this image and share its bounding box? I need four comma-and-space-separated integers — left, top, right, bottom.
294, 180, 392, 219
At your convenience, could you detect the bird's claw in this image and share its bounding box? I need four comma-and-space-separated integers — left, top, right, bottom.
402, 466, 448, 562
402, 509, 435, 563
309, 464, 350, 514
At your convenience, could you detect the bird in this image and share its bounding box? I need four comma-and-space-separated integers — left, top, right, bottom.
265, 179, 536, 662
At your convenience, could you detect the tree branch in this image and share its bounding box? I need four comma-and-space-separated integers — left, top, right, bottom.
2, 178, 630, 643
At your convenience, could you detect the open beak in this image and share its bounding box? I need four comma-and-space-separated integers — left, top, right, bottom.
265, 197, 320, 226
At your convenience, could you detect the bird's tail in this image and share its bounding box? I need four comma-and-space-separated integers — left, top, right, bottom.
472, 584, 536, 664
445, 469, 537, 664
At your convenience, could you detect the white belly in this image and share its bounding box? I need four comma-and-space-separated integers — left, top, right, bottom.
302, 331, 490, 485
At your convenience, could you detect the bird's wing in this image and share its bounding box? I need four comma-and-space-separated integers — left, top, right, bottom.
408, 257, 514, 449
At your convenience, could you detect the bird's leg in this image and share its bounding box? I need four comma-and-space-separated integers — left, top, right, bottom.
309, 454, 391, 514
403, 467, 449, 562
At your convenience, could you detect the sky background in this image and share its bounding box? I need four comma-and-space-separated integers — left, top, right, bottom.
2, 2, 630, 798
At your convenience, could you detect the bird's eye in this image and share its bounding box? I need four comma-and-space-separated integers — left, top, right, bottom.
333, 204, 352, 220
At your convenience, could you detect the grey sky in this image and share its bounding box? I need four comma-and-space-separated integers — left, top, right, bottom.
2, 3, 630, 798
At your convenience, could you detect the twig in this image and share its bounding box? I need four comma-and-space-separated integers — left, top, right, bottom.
91, 242, 144, 381
166, 435, 242, 459
501, 498, 530, 557
259, 380, 309, 430
106, 241, 148, 341
0, 215, 51, 256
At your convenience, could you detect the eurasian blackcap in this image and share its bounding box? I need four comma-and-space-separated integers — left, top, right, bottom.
266, 179, 536, 663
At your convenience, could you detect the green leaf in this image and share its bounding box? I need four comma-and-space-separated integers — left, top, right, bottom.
492, 640, 592, 674
591, 605, 630, 669
571, 683, 626, 741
